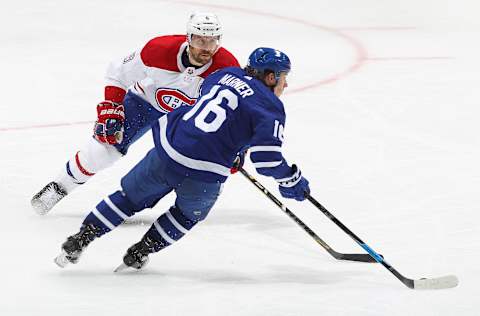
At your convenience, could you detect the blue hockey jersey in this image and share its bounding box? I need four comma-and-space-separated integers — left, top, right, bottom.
152, 67, 294, 183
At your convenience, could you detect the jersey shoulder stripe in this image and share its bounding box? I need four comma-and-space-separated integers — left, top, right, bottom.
140, 35, 239, 77
140, 35, 185, 72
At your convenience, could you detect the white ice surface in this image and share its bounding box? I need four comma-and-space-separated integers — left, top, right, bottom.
1, 0, 479, 315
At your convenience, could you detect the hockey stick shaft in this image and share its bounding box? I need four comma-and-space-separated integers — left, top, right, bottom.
306, 195, 458, 289
238, 167, 377, 263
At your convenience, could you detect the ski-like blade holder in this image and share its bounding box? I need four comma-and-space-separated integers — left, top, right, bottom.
307, 195, 459, 290
238, 167, 380, 263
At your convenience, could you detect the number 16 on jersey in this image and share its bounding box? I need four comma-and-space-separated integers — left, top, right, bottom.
183, 85, 239, 133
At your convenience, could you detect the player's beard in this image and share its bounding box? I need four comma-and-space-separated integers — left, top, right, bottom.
189, 47, 214, 66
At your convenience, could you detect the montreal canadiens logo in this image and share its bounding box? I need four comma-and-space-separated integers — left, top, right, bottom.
155, 88, 196, 113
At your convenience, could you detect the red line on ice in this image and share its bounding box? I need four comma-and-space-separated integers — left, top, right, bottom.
336, 27, 418, 31
0, 121, 93, 132
166, 0, 368, 94
367, 56, 454, 61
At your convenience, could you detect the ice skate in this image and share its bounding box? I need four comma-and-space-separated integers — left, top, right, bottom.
114, 236, 162, 272
31, 181, 68, 215
54, 223, 102, 268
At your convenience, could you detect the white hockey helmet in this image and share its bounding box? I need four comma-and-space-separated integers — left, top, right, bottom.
186, 12, 223, 43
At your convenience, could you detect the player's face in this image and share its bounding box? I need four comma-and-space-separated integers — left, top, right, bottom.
273, 72, 289, 97
188, 35, 220, 65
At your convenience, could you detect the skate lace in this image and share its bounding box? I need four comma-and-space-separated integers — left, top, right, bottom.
130, 237, 157, 261
77, 224, 102, 248
143, 236, 163, 253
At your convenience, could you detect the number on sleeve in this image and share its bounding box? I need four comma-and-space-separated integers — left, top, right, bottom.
273, 119, 284, 141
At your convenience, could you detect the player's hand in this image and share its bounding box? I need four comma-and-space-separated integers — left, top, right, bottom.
278, 164, 310, 201
230, 149, 247, 174
94, 101, 125, 145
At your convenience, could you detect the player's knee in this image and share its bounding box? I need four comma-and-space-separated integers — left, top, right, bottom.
175, 180, 222, 222
176, 197, 216, 222
183, 208, 209, 222
176, 189, 219, 222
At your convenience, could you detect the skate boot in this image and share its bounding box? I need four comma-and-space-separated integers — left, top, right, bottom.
54, 223, 102, 268
31, 181, 68, 215
114, 236, 163, 272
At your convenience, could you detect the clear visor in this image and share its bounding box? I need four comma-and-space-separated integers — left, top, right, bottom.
189, 35, 221, 51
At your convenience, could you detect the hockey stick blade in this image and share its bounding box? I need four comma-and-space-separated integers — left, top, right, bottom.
413, 275, 459, 290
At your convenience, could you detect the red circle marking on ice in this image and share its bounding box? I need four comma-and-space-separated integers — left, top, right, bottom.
166, 0, 368, 95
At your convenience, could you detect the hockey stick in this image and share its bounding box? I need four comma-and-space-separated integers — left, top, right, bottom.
306, 195, 459, 289
238, 167, 379, 263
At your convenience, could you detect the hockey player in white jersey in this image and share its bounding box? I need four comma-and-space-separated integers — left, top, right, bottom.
31, 12, 239, 214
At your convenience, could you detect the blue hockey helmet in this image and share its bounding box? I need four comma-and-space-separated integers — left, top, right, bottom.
246, 47, 291, 80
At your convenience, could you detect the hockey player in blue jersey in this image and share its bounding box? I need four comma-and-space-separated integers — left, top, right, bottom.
54, 47, 311, 271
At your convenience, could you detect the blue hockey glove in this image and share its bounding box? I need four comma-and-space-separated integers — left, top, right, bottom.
230, 149, 247, 174
278, 164, 310, 201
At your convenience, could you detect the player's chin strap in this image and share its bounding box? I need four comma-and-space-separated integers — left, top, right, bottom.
237, 167, 379, 263
305, 194, 458, 290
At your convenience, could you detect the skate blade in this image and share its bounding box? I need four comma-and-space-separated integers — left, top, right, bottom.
114, 263, 130, 273
114, 263, 145, 273
54, 251, 70, 268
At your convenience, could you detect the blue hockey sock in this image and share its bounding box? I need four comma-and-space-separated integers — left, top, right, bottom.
144, 206, 198, 252
83, 190, 136, 235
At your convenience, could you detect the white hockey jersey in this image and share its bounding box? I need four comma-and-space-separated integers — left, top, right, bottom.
103, 35, 239, 113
